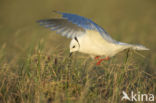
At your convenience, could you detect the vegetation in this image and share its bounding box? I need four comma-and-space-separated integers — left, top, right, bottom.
0, 0, 155, 103
0, 42, 155, 103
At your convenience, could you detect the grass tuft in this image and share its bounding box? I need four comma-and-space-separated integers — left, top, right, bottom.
0, 44, 155, 103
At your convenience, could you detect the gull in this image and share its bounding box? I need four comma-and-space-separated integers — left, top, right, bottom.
37, 11, 149, 65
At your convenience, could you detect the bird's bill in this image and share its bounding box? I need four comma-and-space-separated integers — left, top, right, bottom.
69, 52, 72, 57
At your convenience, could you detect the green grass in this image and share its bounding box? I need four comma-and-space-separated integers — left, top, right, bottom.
0, 0, 156, 103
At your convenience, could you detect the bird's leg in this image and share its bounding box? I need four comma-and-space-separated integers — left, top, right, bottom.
96, 56, 110, 65
95, 56, 100, 60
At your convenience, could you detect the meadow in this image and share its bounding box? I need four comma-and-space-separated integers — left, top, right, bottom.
0, 0, 155, 103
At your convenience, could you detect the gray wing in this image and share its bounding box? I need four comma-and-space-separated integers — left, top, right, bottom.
37, 19, 85, 38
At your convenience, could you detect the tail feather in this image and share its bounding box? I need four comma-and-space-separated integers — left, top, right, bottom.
118, 42, 149, 50
130, 44, 149, 50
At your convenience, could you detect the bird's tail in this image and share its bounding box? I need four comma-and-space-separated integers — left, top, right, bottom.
118, 42, 149, 50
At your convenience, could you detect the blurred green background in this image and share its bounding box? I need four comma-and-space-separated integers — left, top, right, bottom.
0, 0, 156, 70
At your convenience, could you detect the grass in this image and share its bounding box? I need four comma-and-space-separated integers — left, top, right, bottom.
0, 0, 156, 103
0, 42, 155, 103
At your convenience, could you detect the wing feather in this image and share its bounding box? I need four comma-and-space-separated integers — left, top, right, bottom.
37, 12, 117, 43
58, 12, 117, 43
37, 19, 85, 38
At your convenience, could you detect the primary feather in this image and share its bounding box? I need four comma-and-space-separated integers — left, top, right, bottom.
37, 11, 117, 43
37, 19, 85, 38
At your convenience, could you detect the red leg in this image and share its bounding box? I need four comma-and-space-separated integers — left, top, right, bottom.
95, 56, 100, 60
96, 56, 110, 65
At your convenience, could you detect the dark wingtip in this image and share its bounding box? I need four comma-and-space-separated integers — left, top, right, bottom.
36, 20, 45, 25
37, 11, 63, 24
36, 20, 48, 26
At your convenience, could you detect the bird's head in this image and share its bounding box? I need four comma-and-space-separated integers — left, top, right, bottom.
69, 37, 80, 57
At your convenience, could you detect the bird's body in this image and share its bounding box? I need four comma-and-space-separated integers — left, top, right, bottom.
77, 30, 124, 57
37, 11, 149, 64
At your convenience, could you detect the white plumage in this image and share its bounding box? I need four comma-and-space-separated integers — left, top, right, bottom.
70, 30, 148, 58
38, 11, 149, 64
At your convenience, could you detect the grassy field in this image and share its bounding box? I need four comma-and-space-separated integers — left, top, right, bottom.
0, 0, 155, 103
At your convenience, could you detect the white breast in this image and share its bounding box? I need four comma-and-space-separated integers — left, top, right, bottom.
78, 30, 124, 57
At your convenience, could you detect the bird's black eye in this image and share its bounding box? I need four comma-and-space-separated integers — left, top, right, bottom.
72, 46, 75, 48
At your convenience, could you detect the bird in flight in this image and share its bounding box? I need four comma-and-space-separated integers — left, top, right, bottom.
37, 11, 149, 65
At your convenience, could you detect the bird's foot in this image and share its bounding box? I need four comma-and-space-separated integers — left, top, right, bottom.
96, 56, 110, 65
95, 56, 100, 60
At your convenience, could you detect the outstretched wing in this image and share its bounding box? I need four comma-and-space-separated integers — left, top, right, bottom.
37, 11, 117, 43
37, 19, 85, 38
